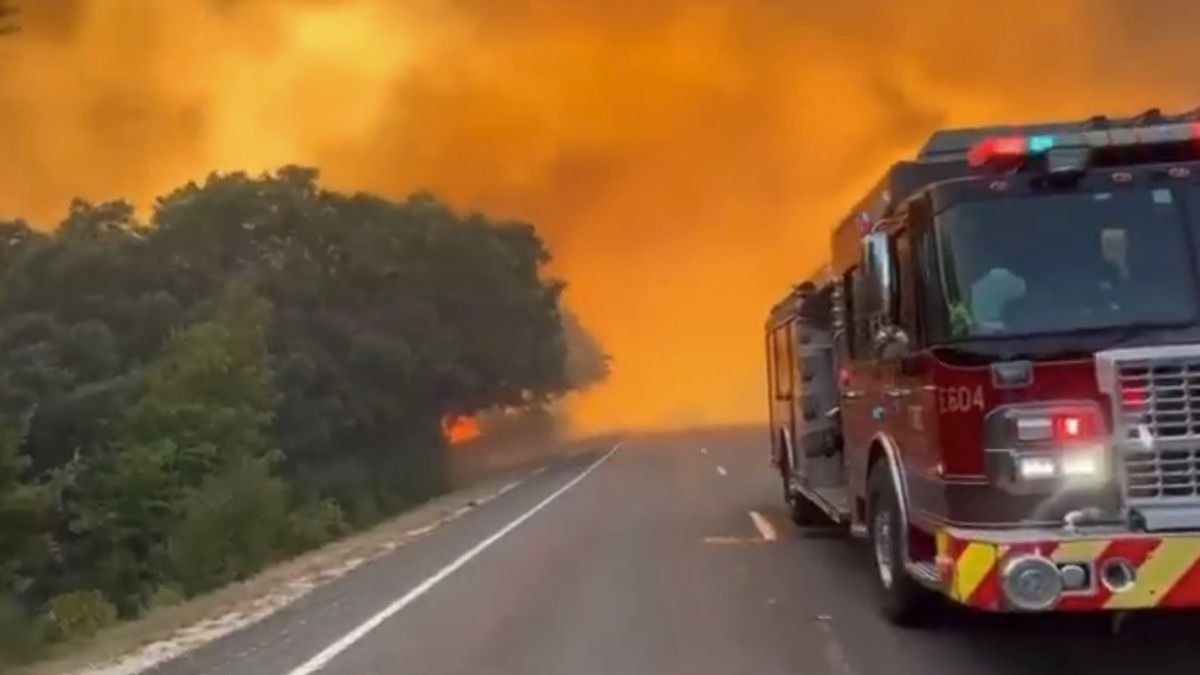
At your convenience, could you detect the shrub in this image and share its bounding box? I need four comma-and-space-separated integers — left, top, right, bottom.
45, 590, 117, 642
146, 584, 185, 611
166, 458, 289, 596
0, 595, 50, 664
283, 498, 347, 554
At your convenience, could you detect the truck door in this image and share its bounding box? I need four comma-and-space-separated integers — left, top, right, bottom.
881, 227, 936, 486
839, 263, 882, 502
769, 322, 797, 473
876, 211, 948, 527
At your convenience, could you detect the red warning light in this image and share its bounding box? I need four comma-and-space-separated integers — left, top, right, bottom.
838, 367, 853, 389
1121, 387, 1147, 409
967, 136, 1029, 168
1052, 413, 1098, 441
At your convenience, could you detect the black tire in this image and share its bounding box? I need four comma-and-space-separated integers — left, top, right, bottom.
867, 462, 936, 626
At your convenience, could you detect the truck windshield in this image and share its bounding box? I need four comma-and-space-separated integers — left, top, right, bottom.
935, 187, 1197, 339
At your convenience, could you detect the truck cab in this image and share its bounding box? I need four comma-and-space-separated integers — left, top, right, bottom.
768, 108, 1200, 623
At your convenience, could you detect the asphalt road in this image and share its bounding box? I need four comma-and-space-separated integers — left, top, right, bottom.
148, 426, 1200, 675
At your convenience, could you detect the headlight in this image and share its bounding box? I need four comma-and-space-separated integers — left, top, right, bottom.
984, 401, 1109, 493
1060, 452, 1101, 478
1017, 456, 1057, 480
1014, 448, 1105, 480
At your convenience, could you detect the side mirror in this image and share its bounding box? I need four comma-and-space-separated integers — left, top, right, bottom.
873, 324, 910, 361
860, 231, 896, 317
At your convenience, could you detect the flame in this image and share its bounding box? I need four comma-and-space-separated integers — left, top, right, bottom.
442, 415, 482, 446
1, 1, 1198, 433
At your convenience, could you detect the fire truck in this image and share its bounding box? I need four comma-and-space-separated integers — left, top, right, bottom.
766, 108, 1200, 625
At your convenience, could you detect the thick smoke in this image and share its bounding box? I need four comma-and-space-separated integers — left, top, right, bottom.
2, 1, 1199, 431
562, 308, 610, 392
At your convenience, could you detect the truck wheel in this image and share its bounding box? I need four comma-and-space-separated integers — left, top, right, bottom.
867, 463, 935, 626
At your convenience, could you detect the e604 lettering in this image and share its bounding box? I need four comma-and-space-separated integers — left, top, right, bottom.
938, 385, 985, 413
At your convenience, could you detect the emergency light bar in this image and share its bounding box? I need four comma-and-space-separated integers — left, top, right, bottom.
967, 121, 1200, 171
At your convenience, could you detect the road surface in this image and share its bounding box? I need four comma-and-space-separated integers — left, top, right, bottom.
148, 426, 1200, 675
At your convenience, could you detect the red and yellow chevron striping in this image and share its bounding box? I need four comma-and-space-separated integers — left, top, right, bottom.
934, 529, 1200, 612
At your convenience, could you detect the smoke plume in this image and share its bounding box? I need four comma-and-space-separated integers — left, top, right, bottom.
2, 0, 1199, 431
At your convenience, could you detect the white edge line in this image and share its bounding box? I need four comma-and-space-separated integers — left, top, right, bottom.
716, 465, 728, 477
285, 442, 622, 675
749, 510, 778, 542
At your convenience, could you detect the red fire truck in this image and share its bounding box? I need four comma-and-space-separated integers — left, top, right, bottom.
767, 108, 1200, 624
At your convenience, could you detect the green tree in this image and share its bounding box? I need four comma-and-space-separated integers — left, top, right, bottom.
0, 203, 168, 474
151, 169, 575, 516
64, 283, 283, 611
0, 164, 602, 639
166, 456, 288, 596
117, 282, 278, 480
0, 427, 49, 595
0, 421, 53, 664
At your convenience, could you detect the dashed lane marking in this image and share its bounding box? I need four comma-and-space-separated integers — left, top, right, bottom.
749, 511, 778, 541
716, 465, 728, 477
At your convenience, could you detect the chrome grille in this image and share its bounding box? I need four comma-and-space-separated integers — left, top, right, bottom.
1099, 346, 1200, 506
1122, 447, 1200, 499
1116, 361, 1200, 440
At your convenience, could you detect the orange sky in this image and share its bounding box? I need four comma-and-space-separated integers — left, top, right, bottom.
1, 0, 1199, 432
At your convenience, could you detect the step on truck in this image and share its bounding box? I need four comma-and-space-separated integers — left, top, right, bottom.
766, 107, 1200, 624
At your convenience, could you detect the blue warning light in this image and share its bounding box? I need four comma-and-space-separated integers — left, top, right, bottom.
1028, 135, 1056, 153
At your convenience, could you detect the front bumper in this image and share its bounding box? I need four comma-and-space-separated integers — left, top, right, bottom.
935, 527, 1200, 612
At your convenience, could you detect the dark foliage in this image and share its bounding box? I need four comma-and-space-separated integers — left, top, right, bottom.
0, 167, 587, 662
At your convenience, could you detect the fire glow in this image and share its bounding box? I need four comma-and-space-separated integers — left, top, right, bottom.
442, 416, 482, 446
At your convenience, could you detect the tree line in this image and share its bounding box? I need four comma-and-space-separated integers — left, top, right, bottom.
0, 166, 604, 664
